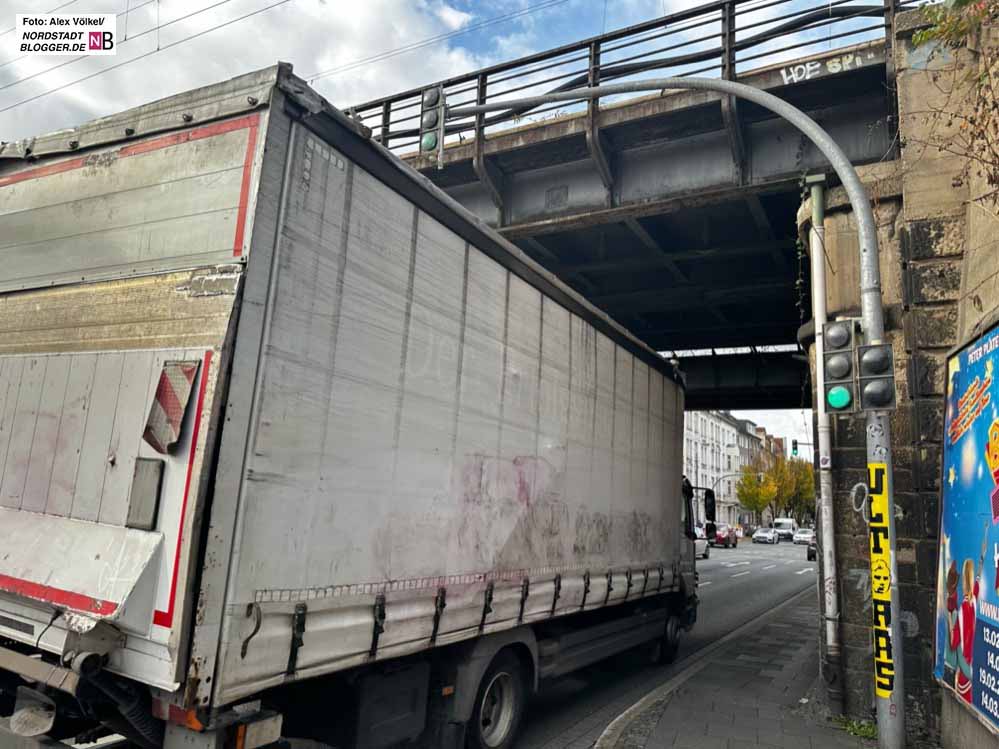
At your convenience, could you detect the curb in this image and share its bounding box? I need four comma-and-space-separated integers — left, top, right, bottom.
594, 586, 816, 749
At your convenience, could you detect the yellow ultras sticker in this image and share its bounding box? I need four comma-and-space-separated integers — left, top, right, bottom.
868, 463, 895, 699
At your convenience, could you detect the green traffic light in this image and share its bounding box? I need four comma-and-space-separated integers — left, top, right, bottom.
827, 385, 852, 410
421, 132, 438, 151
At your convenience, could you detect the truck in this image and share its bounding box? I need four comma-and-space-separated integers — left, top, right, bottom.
0, 63, 697, 749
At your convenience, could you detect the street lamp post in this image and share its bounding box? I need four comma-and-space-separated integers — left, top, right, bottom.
444, 77, 903, 748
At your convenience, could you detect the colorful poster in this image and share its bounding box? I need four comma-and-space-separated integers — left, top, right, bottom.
935, 320, 999, 730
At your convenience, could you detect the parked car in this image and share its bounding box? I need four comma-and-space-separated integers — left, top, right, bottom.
793, 527, 815, 545
710, 522, 739, 548
753, 527, 780, 544
807, 537, 818, 561
742, 524, 757, 538
773, 517, 797, 541
694, 525, 710, 559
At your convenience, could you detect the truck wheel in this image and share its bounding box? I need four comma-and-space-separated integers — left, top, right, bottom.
657, 615, 682, 665
467, 652, 526, 749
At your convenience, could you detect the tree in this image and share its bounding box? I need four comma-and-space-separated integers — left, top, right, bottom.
766, 455, 796, 519
909, 1, 999, 205
785, 458, 816, 522
736, 458, 776, 524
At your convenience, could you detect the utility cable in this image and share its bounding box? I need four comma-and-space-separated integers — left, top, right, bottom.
305, 0, 570, 82
0, 0, 80, 36
0, 0, 293, 115
0, 0, 156, 71
0, 0, 234, 84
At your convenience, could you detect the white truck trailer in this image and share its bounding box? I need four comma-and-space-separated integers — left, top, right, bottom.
0, 64, 697, 749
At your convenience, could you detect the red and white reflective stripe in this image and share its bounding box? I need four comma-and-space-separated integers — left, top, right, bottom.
0, 573, 118, 616
143, 361, 199, 454
153, 350, 212, 629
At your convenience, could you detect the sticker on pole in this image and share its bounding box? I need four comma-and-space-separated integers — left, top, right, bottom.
15, 14, 116, 56
934, 318, 999, 731
868, 463, 895, 699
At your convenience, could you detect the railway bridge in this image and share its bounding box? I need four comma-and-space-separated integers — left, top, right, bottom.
352, 0, 903, 410
351, 3, 999, 746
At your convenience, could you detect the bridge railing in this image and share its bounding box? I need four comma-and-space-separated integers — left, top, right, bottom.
347, 0, 915, 155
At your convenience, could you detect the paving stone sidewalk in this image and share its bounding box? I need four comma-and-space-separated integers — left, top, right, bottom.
607, 596, 876, 749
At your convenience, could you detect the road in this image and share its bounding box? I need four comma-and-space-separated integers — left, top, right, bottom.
518, 538, 818, 749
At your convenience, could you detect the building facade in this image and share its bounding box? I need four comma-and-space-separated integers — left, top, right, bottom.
683, 411, 766, 526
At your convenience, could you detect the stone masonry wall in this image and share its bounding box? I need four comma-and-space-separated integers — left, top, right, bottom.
799, 9, 999, 745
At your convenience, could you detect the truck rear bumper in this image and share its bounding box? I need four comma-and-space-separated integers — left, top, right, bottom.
0, 718, 130, 749
0, 646, 78, 696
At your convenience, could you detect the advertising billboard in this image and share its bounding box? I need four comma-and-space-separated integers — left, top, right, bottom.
935, 318, 999, 732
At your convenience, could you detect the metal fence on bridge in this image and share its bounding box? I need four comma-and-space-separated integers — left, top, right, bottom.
346, 0, 916, 155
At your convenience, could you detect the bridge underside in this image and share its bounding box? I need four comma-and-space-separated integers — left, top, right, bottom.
399, 43, 895, 409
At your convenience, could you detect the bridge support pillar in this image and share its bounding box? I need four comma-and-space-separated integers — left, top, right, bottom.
799, 13, 999, 742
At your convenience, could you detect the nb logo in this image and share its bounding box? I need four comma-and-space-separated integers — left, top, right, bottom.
88, 31, 114, 50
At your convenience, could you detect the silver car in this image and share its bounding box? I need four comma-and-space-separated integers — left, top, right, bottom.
793, 527, 816, 545
753, 527, 780, 544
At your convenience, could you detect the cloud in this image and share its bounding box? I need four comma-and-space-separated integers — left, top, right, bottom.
0, 0, 535, 142
435, 3, 473, 31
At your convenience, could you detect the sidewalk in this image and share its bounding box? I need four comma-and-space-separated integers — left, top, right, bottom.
598, 593, 876, 749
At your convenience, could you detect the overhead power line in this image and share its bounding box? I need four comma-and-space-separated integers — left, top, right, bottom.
0, 0, 231, 84
0, 0, 294, 115
0, 0, 158, 71
305, 0, 571, 82
0, 0, 81, 36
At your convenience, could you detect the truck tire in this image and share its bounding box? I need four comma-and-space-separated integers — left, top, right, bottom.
657, 615, 682, 665
466, 652, 527, 749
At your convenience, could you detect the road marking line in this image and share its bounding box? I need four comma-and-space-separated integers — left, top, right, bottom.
722, 561, 751, 568
731, 571, 751, 578
762, 564, 776, 570
699, 581, 712, 586
785, 560, 795, 565
796, 568, 814, 575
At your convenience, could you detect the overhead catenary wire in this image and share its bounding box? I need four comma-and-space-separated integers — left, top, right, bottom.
0, 0, 80, 36
0, 0, 294, 115
0, 0, 157, 71
0, 0, 238, 86
304, 0, 570, 83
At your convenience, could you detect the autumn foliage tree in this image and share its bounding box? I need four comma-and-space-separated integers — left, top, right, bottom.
736, 457, 776, 524
785, 458, 817, 522
736, 455, 816, 524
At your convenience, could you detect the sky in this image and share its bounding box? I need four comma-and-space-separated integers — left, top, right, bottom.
732, 408, 814, 462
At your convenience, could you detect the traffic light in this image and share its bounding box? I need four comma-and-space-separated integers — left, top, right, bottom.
420, 86, 445, 155
791, 439, 798, 456
822, 319, 860, 414
858, 343, 896, 411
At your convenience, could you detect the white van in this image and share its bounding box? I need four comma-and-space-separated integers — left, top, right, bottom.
774, 517, 798, 541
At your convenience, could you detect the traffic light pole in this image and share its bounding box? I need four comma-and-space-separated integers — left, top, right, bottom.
447, 76, 904, 748
807, 175, 845, 714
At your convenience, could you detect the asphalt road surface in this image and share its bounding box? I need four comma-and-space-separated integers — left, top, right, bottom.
518, 538, 818, 749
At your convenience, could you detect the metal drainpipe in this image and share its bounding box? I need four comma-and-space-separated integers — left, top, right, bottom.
806, 175, 844, 714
